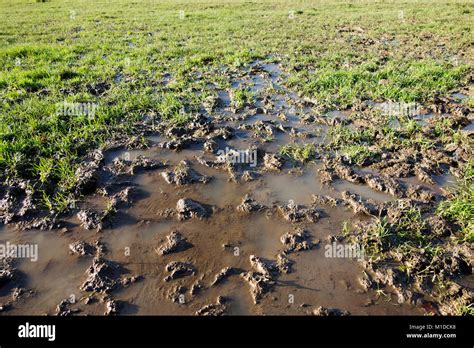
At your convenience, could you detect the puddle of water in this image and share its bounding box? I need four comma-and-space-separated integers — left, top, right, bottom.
413, 112, 435, 126
462, 121, 474, 132
326, 110, 350, 120
261, 62, 281, 81
451, 92, 468, 101
432, 173, 457, 190
195, 172, 249, 207
263, 249, 423, 315
240, 214, 291, 260
257, 165, 331, 205
0, 227, 95, 315
217, 90, 231, 107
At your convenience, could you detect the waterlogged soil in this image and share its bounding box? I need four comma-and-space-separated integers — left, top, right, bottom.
0, 60, 472, 316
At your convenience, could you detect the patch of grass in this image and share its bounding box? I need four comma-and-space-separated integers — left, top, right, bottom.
327, 124, 380, 163
339, 144, 379, 165
41, 190, 73, 215
465, 96, 474, 108
341, 221, 351, 237
288, 61, 469, 108
279, 142, 316, 162
231, 87, 254, 109
457, 303, 474, 316
362, 206, 431, 260
33, 157, 54, 184
156, 94, 184, 122
437, 161, 474, 243
328, 125, 376, 147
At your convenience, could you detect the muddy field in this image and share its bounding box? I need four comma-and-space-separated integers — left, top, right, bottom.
1, 58, 472, 316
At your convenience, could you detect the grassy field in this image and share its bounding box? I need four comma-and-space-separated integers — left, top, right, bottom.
0, 0, 472, 210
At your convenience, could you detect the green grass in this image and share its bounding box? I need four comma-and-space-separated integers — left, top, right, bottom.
457, 303, 474, 316
339, 144, 379, 165
279, 142, 316, 162
328, 124, 376, 146
327, 124, 380, 163
0, 0, 472, 211
437, 162, 474, 243
288, 60, 469, 109
357, 205, 448, 283
366, 206, 429, 254
231, 87, 254, 109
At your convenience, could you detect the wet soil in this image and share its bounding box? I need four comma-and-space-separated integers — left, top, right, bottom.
0, 60, 471, 316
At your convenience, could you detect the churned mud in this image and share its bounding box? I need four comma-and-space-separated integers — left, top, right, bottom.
0, 60, 472, 316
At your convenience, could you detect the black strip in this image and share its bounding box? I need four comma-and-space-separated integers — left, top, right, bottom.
0, 315, 472, 346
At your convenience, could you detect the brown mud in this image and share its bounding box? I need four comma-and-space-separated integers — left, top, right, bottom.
0, 60, 472, 316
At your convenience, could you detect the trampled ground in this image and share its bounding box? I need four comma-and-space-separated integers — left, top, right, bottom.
0, 0, 472, 316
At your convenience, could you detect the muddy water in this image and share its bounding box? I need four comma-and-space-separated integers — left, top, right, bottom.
0, 61, 429, 316
0, 141, 422, 315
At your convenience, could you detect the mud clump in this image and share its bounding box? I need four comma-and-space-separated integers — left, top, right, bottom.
358, 271, 378, 292
278, 201, 321, 223
332, 160, 364, 183
249, 255, 279, 277
363, 173, 403, 198
241, 170, 260, 182
241, 271, 275, 304
104, 299, 120, 315
108, 187, 133, 208
196, 296, 228, 316
240, 120, 277, 138
108, 155, 162, 176
164, 261, 196, 281
75, 150, 104, 195
0, 179, 35, 224
203, 139, 219, 153
276, 252, 293, 274
341, 191, 382, 216
161, 160, 211, 186
312, 194, 343, 207
158, 114, 233, 152
156, 230, 192, 255
167, 285, 187, 303
69, 241, 97, 257
237, 194, 266, 213
319, 158, 435, 203
318, 163, 337, 185
263, 153, 283, 171
280, 228, 317, 253
195, 156, 228, 170
0, 257, 15, 287
80, 256, 120, 293
240, 254, 282, 304
18, 216, 63, 231
176, 198, 210, 220
211, 267, 242, 286
77, 209, 104, 231
56, 298, 80, 316
190, 281, 203, 295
